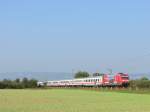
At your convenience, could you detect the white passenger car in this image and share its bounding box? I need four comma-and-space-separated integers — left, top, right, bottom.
43, 76, 103, 87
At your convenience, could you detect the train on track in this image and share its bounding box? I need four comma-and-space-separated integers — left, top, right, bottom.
37, 73, 129, 87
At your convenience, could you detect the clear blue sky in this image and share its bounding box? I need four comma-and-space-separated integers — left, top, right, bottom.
0, 0, 150, 73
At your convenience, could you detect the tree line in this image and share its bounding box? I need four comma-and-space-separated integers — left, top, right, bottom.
0, 78, 37, 89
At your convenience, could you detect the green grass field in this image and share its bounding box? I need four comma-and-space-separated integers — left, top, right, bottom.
0, 89, 150, 112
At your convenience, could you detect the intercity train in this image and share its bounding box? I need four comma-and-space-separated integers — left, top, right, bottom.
37, 73, 129, 87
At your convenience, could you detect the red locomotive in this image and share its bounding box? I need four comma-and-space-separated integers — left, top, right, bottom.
103, 73, 129, 87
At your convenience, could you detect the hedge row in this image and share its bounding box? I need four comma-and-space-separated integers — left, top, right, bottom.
129, 77, 150, 89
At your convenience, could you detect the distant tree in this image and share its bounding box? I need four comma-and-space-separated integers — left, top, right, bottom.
2, 79, 12, 88
74, 71, 90, 78
0, 81, 5, 89
22, 77, 29, 88
15, 78, 20, 83
140, 77, 149, 81
28, 79, 38, 88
